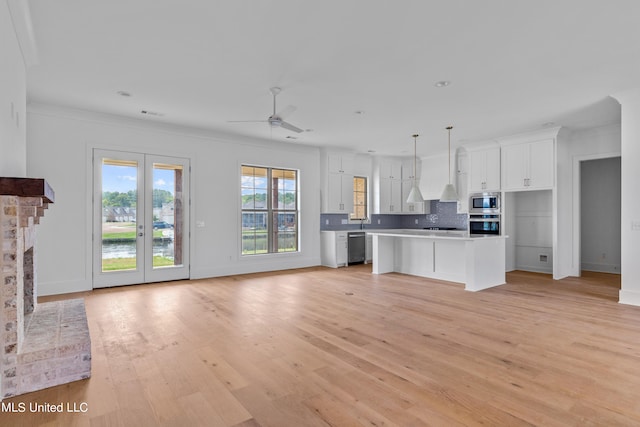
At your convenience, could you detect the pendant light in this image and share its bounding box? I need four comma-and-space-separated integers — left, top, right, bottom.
406, 134, 424, 203
440, 125, 459, 202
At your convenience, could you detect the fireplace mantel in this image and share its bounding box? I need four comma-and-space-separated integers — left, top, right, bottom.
0, 177, 55, 203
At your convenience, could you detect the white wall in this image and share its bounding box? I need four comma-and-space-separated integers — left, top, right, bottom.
580, 157, 621, 273
27, 104, 321, 295
513, 190, 553, 273
0, 2, 27, 176
613, 88, 640, 306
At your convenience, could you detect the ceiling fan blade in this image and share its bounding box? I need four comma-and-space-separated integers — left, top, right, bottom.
280, 121, 304, 133
276, 105, 297, 119
227, 120, 268, 123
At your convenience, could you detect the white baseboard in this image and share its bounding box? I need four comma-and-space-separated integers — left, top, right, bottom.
581, 263, 621, 274
38, 279, 92, 296
619, 289, 640, 306
191, 256, 321, 280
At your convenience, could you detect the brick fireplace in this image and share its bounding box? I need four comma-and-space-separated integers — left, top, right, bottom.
0, 178, 91, 399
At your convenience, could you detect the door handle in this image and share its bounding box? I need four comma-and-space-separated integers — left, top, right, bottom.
138, 232, 143, 237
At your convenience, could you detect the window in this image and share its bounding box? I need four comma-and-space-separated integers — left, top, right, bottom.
350, 176, 368, 220
241, 165, 298, 255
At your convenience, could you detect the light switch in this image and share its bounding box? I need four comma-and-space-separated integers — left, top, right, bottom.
196, 220, 205, 228
632, 220, 640, 231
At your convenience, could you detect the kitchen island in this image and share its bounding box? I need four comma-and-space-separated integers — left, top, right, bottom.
369, 230, 507, 292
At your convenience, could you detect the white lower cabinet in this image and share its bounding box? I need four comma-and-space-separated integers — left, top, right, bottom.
365, 233, 373, 263
320, 231, 348, 268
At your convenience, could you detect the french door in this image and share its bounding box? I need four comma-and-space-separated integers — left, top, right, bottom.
93, 149, 190, 288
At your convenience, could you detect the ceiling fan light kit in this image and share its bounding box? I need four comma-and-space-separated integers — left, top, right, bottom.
440, 125, 459, 202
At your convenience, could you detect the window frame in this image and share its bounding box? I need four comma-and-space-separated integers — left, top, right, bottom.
349, 175, 369, 222
241, 164, 299, 256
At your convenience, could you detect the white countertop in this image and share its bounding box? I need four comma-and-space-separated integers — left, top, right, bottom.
366, 229, 507, 241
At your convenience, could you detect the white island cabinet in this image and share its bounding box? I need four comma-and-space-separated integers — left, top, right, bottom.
369, 230, 507, 292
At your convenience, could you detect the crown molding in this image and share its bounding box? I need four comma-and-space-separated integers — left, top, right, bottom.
6, 0, 39, 68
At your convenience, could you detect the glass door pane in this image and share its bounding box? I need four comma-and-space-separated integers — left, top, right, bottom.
151, 163, 183, 269
144, 155, 190, 283
101, 159, 140, 272
94, 150, 145, 288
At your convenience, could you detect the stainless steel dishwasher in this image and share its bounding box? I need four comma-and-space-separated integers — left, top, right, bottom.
347, 232, 366, 265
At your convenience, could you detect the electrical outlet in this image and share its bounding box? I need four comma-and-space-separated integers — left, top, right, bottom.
341, 219, 348, 225
325, 219, 329, 225
377, 219, 381, 225
632, 220, 640, 231
415, 219, 419, 225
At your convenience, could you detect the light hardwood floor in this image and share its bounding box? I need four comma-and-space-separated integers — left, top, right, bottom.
1, 266, 638, 426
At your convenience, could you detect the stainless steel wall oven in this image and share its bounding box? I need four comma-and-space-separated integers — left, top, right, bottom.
468, 214, 501, 236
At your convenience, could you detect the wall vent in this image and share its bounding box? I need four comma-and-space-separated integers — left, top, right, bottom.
141, 110, 164, 117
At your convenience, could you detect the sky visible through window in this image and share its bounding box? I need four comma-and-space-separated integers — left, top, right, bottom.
102, 164, 175, 194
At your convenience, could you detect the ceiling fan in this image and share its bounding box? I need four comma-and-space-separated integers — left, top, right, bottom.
228, 87, 304, 133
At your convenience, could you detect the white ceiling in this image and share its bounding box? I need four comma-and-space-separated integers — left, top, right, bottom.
23, 0, 639, 156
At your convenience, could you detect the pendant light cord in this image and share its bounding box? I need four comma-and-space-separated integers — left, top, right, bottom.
446, 126, 453, 184
412, 134, 419, 185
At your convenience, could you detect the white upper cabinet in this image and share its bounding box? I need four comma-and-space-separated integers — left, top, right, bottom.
501, 139, 554, 191
499, 128, 559, 191
528, 140, 555, 188
379, 157, 402, 180
326, 173, 354, 213
379, 176, 403, 214
373, 157, 403, 214
321, 150, 354, 213
328, 153, 354, 175
468, 145, 500, 192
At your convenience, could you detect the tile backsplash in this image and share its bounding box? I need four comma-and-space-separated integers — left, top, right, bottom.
320, 201, 468, 231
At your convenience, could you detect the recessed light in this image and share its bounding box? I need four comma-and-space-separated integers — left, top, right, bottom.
542, 121, 556, 127
367, 149, 376, 153
117, 91, 132, 97
305, 129, 314, 132
355, 111, 365, 115
286, 136, 298, 140
434, 81, 451, 88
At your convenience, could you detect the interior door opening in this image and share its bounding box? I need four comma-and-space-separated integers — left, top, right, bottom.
580, 156, 621, 275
